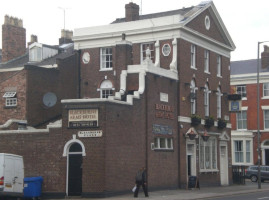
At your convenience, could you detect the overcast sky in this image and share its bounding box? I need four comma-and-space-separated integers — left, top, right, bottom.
0, 0, 269, 61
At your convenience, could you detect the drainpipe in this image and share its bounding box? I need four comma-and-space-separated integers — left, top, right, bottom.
145, 75, 148, 182
77, 50, 81, 98
177, 80, 181, 188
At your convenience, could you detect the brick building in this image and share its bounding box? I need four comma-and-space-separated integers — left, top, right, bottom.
0, 16, 78, 128
0, 1, 235, 198
230, 46, 269, 167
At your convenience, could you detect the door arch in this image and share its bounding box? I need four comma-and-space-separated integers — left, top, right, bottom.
63, 136, 86, 196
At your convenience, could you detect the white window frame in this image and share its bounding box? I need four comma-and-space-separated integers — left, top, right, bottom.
204, 50, 210, 73
154, 137, 173, 150
99, 80, 114, 99
263, 83, 269, 97
191, 44, 196, 69
236, 85, 247, 99
217, 87, 222, 119
100, 47, 112, 70
140, 42, 155, 63
236, 111, 247, 130
5, 98, 17, 107
232, 138, 253, 165
204, 83, 210, 117
217, 55, 222, 77
199, 137, 218, 172
190, 80, 197, 115
264, 110, 269, 130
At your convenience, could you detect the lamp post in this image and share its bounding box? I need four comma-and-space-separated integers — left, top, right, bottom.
257, 41, 269, 189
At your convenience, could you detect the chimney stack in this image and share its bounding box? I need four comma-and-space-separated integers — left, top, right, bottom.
59, 29, 73, 45
261, 45, 269, 69
125, 2, 140, 22
2, 15, 26, 63
27, 35, 38, 47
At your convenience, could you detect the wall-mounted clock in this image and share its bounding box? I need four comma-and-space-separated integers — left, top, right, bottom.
43, 92, 57, 108
82, 52, 90, 64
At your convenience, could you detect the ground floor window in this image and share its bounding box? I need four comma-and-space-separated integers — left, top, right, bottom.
232, 139, 252, 165
199, 137, 217, 171
154, 138, 173, 150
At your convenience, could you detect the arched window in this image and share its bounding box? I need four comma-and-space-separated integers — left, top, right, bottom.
204, 83, 210, 117
100, 80, 113, 98
190, 79, 197, 115
217, 86, 222, 118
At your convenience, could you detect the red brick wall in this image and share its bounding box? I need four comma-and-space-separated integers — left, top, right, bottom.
0, 70, 27, 124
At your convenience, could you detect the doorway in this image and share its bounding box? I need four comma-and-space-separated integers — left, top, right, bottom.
68, 143, 83, 196
220, 142, 229, 185
186, 141, 196, 177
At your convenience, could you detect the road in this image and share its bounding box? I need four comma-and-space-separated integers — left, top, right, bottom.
205, 191, 269, 200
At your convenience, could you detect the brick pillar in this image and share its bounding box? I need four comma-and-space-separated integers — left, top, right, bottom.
125, 2, 140, 22
2, 15, 26, 63
261, 45, 269, 69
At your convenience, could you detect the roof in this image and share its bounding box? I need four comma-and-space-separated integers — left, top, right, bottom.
230, 59, 269, 75
0, 43, 74, 70
111, 7, 194, 24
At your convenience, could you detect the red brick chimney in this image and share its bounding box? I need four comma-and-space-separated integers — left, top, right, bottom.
2, 15, 26, 63
125, 2, 140, 22
261, 45, 269, 69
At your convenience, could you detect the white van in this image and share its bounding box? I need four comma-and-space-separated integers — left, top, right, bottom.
0, 153, 24, 198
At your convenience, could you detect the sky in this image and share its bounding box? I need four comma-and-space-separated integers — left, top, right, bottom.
0, 0, 269, 61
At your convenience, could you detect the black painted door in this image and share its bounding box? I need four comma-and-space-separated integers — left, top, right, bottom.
68, 154, 82, 196
265, 149, 269, 165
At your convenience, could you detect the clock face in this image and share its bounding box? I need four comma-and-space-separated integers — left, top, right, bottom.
82, 52, 90, 64
43, 92, 57, 108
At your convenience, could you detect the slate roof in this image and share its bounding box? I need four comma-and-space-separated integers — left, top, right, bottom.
230, 59, 269, 75
0, 43, 74, 70
111, 6, 194, 24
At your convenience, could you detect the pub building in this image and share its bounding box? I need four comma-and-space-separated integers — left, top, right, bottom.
0, 1, 235, 198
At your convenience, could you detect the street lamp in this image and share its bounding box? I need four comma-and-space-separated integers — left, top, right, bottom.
257, 41, 269, 189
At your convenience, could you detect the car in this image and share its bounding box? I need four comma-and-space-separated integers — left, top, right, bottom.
245, 165, 269, 182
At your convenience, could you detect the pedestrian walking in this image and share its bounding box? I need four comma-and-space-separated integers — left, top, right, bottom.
134, 167, 149, 198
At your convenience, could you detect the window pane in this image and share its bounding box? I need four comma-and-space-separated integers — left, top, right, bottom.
159, 138, 166, 148
246, 140, 251, 163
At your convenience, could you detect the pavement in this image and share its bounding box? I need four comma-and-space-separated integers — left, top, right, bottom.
47, 181, 269, 200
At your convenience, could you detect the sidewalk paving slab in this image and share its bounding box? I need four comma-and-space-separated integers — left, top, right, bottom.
47, 182, 269, 200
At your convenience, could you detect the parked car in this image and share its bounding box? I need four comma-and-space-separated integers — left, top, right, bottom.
245, 165, 269, 182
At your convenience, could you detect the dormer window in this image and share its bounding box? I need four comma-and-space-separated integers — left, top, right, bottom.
29, 42, 58, 62
29, 46, 42, 62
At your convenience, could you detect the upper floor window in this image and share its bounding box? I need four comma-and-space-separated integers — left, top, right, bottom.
191, 44, 196, 69
141, 42, 155, 63
217, 55, 222, 76
236, 111, 247, 130
264, 110, 269, 129
200, 137, 217, 171
204, 50, 210, 73
263, 83, 269, 97
217, 87, 222, 118
204, 83, 210, 117
236, 85, 247, 98
3, 91, 17, 107
100, 47, 112, 70
190, 79, 197, 115
99, 80, 113, 98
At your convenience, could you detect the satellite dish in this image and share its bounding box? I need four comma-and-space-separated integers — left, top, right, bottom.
43, 92, 57, 108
